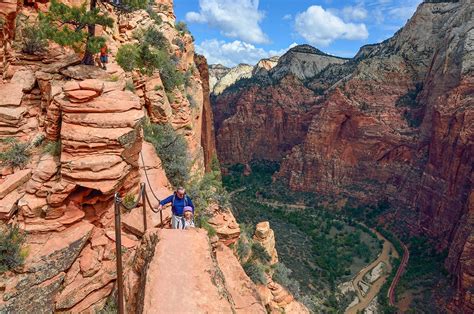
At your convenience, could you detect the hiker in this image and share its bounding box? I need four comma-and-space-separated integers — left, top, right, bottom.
99, 43, 108, 70
177, 206, 195, 230
157, 187, 194, 229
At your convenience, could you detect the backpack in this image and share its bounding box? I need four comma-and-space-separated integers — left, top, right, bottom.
171, 193, 189, 215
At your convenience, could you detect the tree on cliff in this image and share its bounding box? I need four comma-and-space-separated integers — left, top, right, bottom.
39, 0, 148, 65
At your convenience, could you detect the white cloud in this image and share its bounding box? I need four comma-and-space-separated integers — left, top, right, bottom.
341, 6, 368, 21
294, 5, 369, 47
195, 39, 296, 67
283, 14, 292, 20
185, 0, 269, 44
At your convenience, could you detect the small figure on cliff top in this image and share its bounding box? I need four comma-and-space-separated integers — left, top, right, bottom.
157, 187, 195, 229
99, 44, 109, 70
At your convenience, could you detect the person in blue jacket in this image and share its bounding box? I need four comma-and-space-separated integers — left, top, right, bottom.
157, 187, 194, 229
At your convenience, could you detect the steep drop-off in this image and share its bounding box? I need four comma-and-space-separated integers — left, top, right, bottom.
212, 0, 473, 311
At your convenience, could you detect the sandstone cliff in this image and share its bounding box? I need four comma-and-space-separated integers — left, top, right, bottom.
212, 0, 473, 311
211, 44, 347, 164
0, 0, 256, 312
209, 64, 230, 92
211, 63, 253, 95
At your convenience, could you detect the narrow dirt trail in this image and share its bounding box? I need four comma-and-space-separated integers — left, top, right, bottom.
346, 229, 399, 314
142, 229, 234, 313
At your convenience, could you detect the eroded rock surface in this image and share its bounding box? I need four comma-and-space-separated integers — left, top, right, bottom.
212, 1, 473, 310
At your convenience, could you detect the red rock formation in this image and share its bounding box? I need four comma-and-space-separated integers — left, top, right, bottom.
212, 0, 472, 311
213, 75, 322, 164
195, 53, 217, 172
276, 2, 473, 311
0, 1, 255, 312
137, 228, 266, 313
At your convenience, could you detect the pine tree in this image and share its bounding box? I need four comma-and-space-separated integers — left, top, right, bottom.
39, 0, 148, 65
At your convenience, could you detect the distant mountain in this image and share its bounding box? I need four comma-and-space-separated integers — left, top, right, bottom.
211, 0, 473, 311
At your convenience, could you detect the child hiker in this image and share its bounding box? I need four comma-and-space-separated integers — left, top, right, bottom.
179, 206, 195, 230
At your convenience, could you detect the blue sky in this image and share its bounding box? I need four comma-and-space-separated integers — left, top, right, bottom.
174, 0, 422, 67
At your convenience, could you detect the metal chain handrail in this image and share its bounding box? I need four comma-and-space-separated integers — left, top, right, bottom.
113, 180, 166, 314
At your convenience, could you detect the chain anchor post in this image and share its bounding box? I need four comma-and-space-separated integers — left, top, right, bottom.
114, 192, 125, 314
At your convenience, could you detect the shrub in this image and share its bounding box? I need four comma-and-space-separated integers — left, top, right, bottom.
22, 24, 47, 54
116, 44, 139, 72
273, 262, 301, 298
236, 238, 251, 261
186, 167, 230, 215
116, 31, 184, 92
251, 242, 271, 263
125, 80, 135, 92
0, 138, 31, 169
155, 50, 185, 91
42, 140, 61, 156
0, 225, 26, 273
186, 94, 197, 108
154, 84, 163, 91
143, 121, 190, 187
243, 262, 267, 285
198, 215, 217, 237
175, 21, 189, 34
98, 296, 118, 314
142, 27, 169, 50
166, 90, 175, 103
123, 194, 136, 209
172, 37, 185, 52
146, 5, 162, 25
184, 68, 193, 87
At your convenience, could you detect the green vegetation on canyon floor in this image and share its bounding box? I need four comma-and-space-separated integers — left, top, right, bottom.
223, 161, 382, 312
223, 160, 452, 313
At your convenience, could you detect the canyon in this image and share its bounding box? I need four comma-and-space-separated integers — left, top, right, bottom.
0, 0, 307, 312
0, 0, 471, 312
211, 0, 473, 312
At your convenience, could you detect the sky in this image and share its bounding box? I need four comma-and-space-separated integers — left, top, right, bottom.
173, 0, 422, 67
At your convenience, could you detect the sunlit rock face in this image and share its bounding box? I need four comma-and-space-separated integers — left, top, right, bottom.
0, 0, 221, 311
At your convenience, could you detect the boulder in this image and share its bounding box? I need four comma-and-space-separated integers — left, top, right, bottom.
0, 189, 23, 220
0, 169, 31, 199
0, 83, 23, 107
2, 221, 93, 307
65, 89, 100, 102
31, 155, 59, 183
0, 272, 65, 314
11, 69, 36, 92
208, 210, 241, 246
0, 107, 26, 125
55, 260, 116, 310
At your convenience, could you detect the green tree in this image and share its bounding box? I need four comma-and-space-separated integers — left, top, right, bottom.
143, 121, 190, 187
39, 0, 148, 65
116, 27, 184, 91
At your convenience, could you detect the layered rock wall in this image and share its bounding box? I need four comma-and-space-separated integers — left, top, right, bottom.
212, 0, 473, 310
0, 0, 222, 311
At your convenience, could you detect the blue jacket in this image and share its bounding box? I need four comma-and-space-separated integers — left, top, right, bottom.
160, 193, 194, 216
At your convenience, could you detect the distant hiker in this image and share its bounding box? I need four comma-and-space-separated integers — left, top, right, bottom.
177, 206, 195, 230
157, 187, 194, 229
99, 44, 108, 70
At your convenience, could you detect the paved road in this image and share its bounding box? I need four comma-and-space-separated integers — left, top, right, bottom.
388, 241, 409, 306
